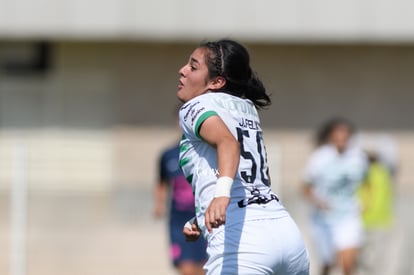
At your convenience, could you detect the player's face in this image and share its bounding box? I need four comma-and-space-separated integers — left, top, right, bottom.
177, 47, 213, 102
329, 124, 351, 152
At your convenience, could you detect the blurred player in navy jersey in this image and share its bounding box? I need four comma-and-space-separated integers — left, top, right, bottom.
153, 135, 207, 275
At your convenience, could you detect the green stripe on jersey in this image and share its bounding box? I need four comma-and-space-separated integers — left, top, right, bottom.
195, 111, 218, 139
186, 174, 193, 185
180, 143, 190, 153
179, 157, 190, 168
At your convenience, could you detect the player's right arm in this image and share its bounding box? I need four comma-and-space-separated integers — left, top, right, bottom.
302, 183, 330, 210
199, 115, 240, 233
302, 152, 330, 210
179, 95, 240, 232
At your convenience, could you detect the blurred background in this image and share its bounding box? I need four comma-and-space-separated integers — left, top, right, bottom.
0, 0, 413, 274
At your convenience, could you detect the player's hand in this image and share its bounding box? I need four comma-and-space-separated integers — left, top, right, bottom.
205, 197, 230, 233
183, 222, 201, 242
152, 203, 165, 218
315, 199, 331, 211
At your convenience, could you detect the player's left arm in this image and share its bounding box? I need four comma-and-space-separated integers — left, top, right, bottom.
183, 217, 202, 242
153, 180, 168, 218
153, 153, 169, 218
199, 115, 240, 233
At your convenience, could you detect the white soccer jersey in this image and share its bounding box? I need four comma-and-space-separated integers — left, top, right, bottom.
303, 144, 368, 223
179, 92, 287, 240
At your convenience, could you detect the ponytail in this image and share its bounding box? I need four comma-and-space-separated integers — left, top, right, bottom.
244, 71, 271, 109
200, 39, 271, 109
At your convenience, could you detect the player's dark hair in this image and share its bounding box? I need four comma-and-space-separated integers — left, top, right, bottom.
316, 117, 355, 146
200, 39, 271, 109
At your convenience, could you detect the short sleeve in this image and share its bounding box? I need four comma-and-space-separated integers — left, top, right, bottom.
179, 94, 218, 139
303, 154, 318, 185
158, 151, 169, 182
353, 150, 369, 182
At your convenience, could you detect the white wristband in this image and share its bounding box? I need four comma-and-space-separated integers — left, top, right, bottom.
214, 176, 234, 198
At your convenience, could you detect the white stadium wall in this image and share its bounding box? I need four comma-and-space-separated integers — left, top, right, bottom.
0, 0, 414, 42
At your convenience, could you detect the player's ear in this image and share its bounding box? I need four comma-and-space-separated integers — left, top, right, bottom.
208, 76, 226, 90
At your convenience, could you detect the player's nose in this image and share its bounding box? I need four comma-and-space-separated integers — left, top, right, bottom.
178, 64, 187, 77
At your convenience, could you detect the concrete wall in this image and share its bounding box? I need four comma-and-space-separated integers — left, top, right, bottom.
1, 0, 414, 42
2, 42, 414, 129
0, 41, 413, 192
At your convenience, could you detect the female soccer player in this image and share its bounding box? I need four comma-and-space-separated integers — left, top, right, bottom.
177, 39, 309, 275
303, 118, 368, 275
